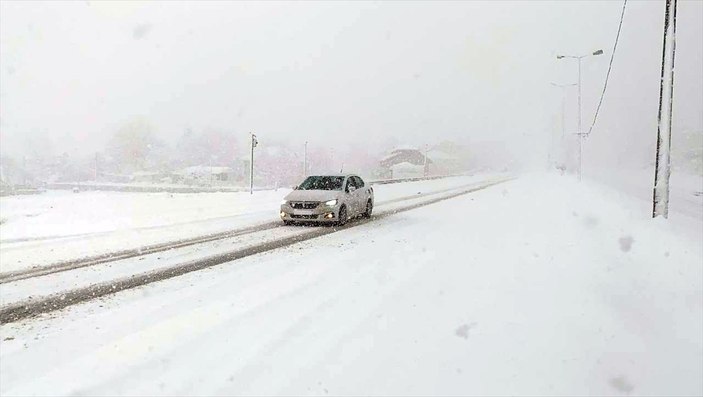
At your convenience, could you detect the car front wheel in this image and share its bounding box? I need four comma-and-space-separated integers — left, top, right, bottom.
363, 199, 373, 218
337, 205, 348, 226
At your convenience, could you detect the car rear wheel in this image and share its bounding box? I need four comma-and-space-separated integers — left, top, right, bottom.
337, 205, 348, 226
363, 199, 373, 218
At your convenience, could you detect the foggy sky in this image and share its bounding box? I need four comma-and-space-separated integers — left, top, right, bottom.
1, 1, 701, 168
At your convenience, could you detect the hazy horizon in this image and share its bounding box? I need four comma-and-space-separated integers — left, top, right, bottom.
1, 1, 701, 171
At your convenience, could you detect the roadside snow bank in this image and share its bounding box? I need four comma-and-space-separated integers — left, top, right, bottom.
583, 166, 702, 222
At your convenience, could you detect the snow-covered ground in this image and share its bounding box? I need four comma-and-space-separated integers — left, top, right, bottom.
583, 167, 702, 223
0, 176, 489, 242
1, 173, 700, 396
0, 174, 500, 273
0, 178, 508, 306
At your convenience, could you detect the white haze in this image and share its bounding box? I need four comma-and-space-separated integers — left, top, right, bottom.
1, 0, 701, 172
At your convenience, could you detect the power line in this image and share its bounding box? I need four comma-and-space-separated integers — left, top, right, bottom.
586, 0, 628, 137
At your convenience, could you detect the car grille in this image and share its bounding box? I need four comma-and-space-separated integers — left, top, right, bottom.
290, 201, 319, 209
290, 214, 318, 219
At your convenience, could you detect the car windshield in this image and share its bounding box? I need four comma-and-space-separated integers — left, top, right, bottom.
297, 176, 344, 191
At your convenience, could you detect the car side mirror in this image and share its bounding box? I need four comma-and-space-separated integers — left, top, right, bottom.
292, 185, 298, 190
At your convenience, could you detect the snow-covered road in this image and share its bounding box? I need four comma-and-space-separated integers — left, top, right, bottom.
1, 173, 700, 396
0, 174, 500, 273
0, 176, 509, 318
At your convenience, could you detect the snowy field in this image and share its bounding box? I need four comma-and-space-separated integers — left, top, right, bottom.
0, 174, 499, 273
0, 173, 700, 396
583, 167, 702, 223
0, 175, 491, 241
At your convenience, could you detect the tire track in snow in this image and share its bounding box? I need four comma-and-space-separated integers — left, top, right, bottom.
0, 174, 470, 245
0, 180, 491, 284
0, 177, 511, 324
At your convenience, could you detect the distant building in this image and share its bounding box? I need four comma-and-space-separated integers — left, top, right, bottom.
377, 145, 469, 178
389, 162, 425, 179
131, 171, 172, 184
380, 147, 430, 178
175, 166, 236, 186
426, 149, 463, 175
380, 146, 428, 168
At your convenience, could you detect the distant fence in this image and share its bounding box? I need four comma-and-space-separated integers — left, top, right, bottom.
368, 172, 471, 186
37, 172, 477, 194
44, 183, 273, 194
0, 187, 43, 197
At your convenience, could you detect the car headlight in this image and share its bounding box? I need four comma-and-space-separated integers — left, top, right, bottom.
324, 199, 338, 206
280, 200, 288, 205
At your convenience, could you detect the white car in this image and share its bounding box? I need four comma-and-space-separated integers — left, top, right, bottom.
280, 174, 374, 225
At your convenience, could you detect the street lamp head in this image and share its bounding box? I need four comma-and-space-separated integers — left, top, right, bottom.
556, 55, 565, 59
592, 49, 604, 56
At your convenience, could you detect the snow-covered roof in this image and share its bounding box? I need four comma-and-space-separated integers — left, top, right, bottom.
381, 148, 423, 162
390, 162, 423, 171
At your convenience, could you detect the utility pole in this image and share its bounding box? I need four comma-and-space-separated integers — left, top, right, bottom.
94, 152, 99, 181
557, 49, 604, 181
250, 132, 257, 195
653, 0, 678, 218
577, 58, 583, 180
303, 141, 308, 177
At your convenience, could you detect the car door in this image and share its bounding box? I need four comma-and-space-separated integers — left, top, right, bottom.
344, 176, 360, 216
343, 177, 357, 215
356, 176, 371, 207
353, 176, 369, 214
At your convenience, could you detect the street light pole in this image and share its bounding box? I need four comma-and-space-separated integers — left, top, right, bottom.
250, 132, 257, 195
577, 57, 583, 181
556, 49, 603, 181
